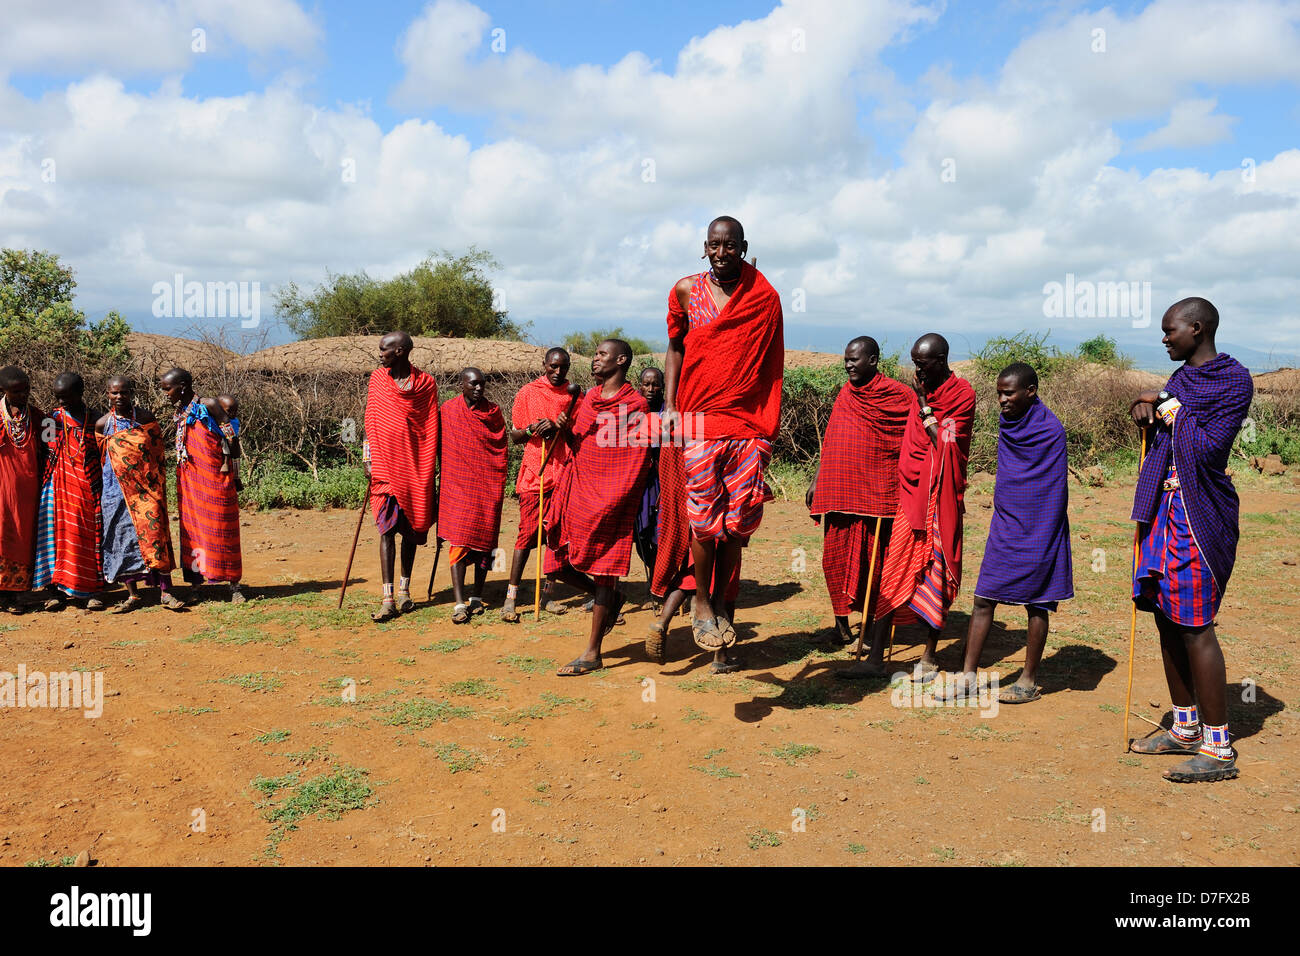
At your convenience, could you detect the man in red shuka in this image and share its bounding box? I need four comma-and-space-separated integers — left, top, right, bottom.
549, 339, 651, 676
663, 216, 783, 656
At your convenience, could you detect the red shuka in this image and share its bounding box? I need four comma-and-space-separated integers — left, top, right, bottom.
876, 373, 976, 618
177, 412, 242, 584
437, 396, 507, 553
667, 262, 784, 440
0, 401, 43, 591
511, 376, 574, 496
809, 373, 914, 519
46, 407, 104, 595
546, 383, 650, 578
365, 367, 439, 534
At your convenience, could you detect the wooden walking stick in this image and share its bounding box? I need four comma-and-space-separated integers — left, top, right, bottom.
886, 622, 897, 663
1123, 426, 1149, 751
534, 383, 583, 620
424, 538, 443, 603
338, 477, 372, 610
851, 516, 885, 661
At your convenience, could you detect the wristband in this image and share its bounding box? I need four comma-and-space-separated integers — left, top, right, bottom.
922, 415, 939, 430
919, 405, 933, 418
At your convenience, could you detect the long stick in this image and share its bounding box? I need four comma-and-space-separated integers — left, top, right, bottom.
338, 478, 372, 609
1123, 427, 1148, 751
886, 622, 897, 663
851, 516, 884, 661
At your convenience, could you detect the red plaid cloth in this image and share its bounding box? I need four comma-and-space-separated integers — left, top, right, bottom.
809, 374, 913, 518
511, 375, 574, 496
876, 373, 975, 623
544, 384, 650, 578
45, 407, 104, 595
822, 514, 891, 617
437, 396, 507, 553
650, 443, 688, 597
365, 367, 439, 535
666, 263, 784, 440
177, 410, 241, 584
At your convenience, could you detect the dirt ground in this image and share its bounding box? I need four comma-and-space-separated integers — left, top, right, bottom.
2, 471, 1297, 867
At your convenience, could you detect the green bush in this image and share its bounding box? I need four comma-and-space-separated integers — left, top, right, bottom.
972, 330, 1081, 382
243, 465, 368, 511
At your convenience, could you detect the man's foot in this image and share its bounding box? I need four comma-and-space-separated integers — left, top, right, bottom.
543, 599, 568, 616
467, 596, 485, 616
0, 599, 25, 616
83, 597, 105, 611
43, 597, 63, 612
645, 622, 667, 665
160, 592, 186, 611
395, 591, 414, 614
228, 585, 247, 605
1131, 730, 1202, 755
109, 595, 143, 615
1163, 751, 1239, 783
500, 598, 521, 623
710, 653, 742, 674
371, 600, 399, 623
714, 612, 737, 647
556, 655, 602, 676
998, 682, 1041, 704
932, 672, 982, 702
582, 597, 595, 613
912, 660, 939, 684
452, 603, 470, 624
691, 617, 724, 651
836, 659, 891, 680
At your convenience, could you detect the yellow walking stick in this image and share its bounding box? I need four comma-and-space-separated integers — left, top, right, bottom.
851, 516, 884, 661
1123, 426, 1149, 751
886, 623, 897, 663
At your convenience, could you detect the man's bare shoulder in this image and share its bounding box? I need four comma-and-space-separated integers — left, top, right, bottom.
673, 275, 695, 310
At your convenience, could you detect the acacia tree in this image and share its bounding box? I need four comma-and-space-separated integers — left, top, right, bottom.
0, 249, 130, 365
274, 247, 523, 340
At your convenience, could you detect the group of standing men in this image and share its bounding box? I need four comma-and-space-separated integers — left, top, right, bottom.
364, 216, 786, 676
805, 296, 1251, 784
0, 366, 244, 614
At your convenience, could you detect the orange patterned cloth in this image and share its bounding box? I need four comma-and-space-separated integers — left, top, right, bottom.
104, 419, 175, 573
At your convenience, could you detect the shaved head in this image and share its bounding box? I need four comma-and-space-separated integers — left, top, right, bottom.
1168, 297, 1219, 337
846, 335, 880, 361
161, 367, 193, 388
53, 371, 84, 396
602, 338, 633, 365
460, 366, 484, 382
545, 346, 570, 364
708, 216, 744, 240
106, 374, 134, 390
998, 362, 1038, 390
912, 333, 949, 360
381, 330, 414, 352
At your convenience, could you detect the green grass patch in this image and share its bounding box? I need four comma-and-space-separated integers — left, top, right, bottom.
254, 728, 291, 744
432, 742, 483, 773
846, 843, 867, 855
443, 677, 502, 699
214, 672, 283, 693
154, 705, 218, 716
494, 691, 587, 726
746, 828, 783, 850
681, 707, 710, 723
422, 638, 473, 654
769, 742, 821, 766
690, 763, 741, 779
254, 766, 373, 859
497, 654, 556, 674
379, 697, 476, 729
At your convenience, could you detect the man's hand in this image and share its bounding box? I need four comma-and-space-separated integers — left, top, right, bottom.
1130, 390, 1160, 427
364, 460, 372, 480
659, 404, 681, 447
554, 411, 570, 432
535, 418, 557, 439
805, 484, 815, 510
912, 370, 927, 401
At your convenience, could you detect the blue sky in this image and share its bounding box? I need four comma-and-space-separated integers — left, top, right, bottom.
2, 0, 1298, 368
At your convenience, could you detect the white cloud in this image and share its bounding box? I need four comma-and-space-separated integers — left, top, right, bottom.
0, 0, 1298, 363
1134, 98, 1238, 151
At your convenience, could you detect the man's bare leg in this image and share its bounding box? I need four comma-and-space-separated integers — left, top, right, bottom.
373, 531, 398, 620
1019, 607, 1049, 690
838, 611, 894, 679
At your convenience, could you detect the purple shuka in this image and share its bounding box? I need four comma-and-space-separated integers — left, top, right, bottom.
975, 398, 1074, 606
1131, 352, 1253, 594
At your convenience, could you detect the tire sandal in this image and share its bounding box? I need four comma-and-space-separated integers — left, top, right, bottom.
714, 612, 737, 647
467, 596, 485, 616
556, 656, 603, 676
499, 599, 520, 623
160, 592, 186, 611
109, 595, 144, 615
371, 600, 399, 623
645, 622, 667, 665
452, 603, 470, 625
998, 683, 1041, 704
1163, 751, 1239, 783
691, 617, 725, 651
1130, 730, 1202, 755
395, 592, 415, 614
